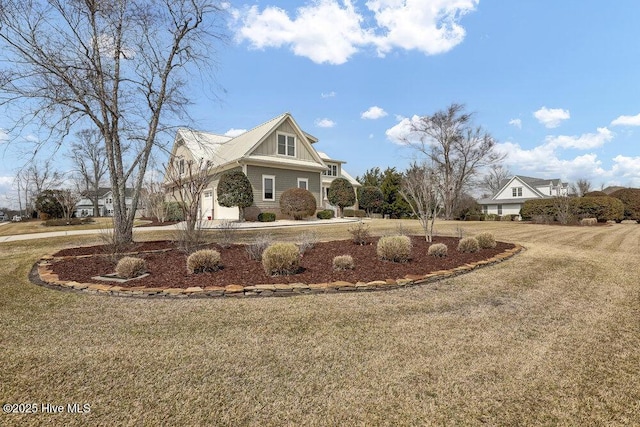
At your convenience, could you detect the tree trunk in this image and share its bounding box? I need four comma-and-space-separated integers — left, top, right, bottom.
112, 209, 133, 245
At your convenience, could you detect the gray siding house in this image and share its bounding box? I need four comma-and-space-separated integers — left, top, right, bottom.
165, 113, 359, 220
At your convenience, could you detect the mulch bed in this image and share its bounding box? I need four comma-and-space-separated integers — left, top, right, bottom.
50, 236, 513, 289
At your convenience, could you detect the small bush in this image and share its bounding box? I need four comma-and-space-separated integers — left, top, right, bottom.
186, 249, 221, 274
457, 237, 480, 253
257, 212, 276, 222
348, 221, 370, 245
580, 218, 598, 226
475, 232, 497, 249
246, 234, 273, 260
297, 231, 318, 255
344, 208, 366, 218
316, 209, 334, 220
377, 235, 412, 262
428, 243, 448, 257
465, 214, 481, 221
279, 188, 317, 220
333, 255, 354, 271
262, 243, 300, 276
115, 257, 147, 279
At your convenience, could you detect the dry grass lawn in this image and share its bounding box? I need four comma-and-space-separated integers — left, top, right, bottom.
1, 220, 639, 426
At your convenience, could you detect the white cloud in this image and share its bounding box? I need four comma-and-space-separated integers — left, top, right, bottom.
224, 128, 247, 137
385, 115, 421, 145
611, 155, 640, 186
508, 118, 522, 129
544, 127, 613, 150
321, 91, 336, 98
611, 113, 640, 126
533, 106, 570, 128
361, 106, 388, 120
315, 118, 336, 128
232, 0, 478, 64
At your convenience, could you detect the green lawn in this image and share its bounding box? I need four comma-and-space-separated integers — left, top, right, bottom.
1, 220, 639, 426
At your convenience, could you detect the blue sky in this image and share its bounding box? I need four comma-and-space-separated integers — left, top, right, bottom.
2, 0, 640, 206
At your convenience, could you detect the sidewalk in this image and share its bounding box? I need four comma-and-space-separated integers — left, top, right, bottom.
0, 218, 360, 243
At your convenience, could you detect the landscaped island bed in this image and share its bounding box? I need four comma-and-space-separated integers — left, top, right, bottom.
44, 236, 516, 293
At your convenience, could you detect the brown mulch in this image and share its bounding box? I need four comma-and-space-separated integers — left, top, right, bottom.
50, 236, 514, 289
135, 217, 180, 227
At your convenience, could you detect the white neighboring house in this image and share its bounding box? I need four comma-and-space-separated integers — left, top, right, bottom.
0, 211, 7, 221
477, 175, 569, 218
74, 188, 137, 217
165, 112, 360, 220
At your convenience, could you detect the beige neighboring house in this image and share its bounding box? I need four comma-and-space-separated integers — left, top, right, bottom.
165, 112, 360, 220
477, 175, 568, 218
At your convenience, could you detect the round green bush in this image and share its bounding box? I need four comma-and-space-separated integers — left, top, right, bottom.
428, 243, 448, 257
258, 212, 276, 222
262, 243, 300, 276
475, 232, 497, 249
377, 235, 412, 262
186, 249, 221, 274
610, 188, 640, 221
457, 237, 480, 253
279, 188, 317, 220
115, 257, 147, 279
316, 209, 334, 220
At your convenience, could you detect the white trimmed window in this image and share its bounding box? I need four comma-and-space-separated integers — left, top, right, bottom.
512, 187, 522, 197
263, 175, 275, 201
277, 133, 295, 157
498, 204, 503, 215
323, 164, 338, 176
297, 178, 308, 190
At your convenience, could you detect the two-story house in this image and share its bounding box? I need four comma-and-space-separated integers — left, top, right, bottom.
74, 188, 136, 217
165, 112, 360, 221
477, 175, 568, 218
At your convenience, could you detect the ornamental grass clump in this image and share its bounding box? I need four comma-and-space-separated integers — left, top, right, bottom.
580, 217, 598, 226
333, 255, 354, 271
475, 232, 497, 249
457, 236, 480, 253
377, 235, 412, 263
115, 256, 147, 279
262, 243, 300, 276
428, 243, 448, 257
187, 249, 221, 274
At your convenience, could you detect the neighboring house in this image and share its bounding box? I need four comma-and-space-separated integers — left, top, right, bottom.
165, 112, 360, 220
0, 211, 6, 221
74, 187, 137, 217
477, 175, 568, 218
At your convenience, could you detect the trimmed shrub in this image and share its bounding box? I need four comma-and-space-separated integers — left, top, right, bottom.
465, 214, 481, 221
580, 218, 598, 226
348, 221, 370, 245
328, 178, 356, 217
475, 232, 497, 249
333, 255, 354, 271
358, 186, 383, 215
246, 235, 272, 261
217, 170, 253, 221
316, 209, 334, 219
583, 191, 607, 197
115, 257, 146, 279
186, 249, 221, 274
262, 243, 300, 276
521, 197, 624, 222
257, 212, 276, 222
344, 208, 366, 218
428, 243, 448, 257
457, 237, 480, 253
610, 188, 640, 221
279, 188, 317, 220
377, 235, 412, 262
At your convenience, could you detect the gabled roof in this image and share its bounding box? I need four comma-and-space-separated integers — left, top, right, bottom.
173, 113, 326, 169
80, 187, 135, 198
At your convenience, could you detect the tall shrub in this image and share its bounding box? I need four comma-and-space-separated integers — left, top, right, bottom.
217, 171, 253, 222
358, 186, 383, 216
328, 178, 356, 217
610, 188, 640, 222
279, 188, 317, 220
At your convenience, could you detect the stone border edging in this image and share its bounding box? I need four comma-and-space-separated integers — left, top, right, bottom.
31, 244, 524, 298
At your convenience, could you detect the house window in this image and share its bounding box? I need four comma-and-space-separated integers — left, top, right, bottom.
497, 204, 503, 215
297, 178, 308, 190
178, 159, 185, 175
263, 175, 275, 201
106, 198, 112, 204
323, 164, 338, 176
482, 205, 488, 215
512, 187, 522, 197
277, 134, 295, 157
204, 191, 212, 198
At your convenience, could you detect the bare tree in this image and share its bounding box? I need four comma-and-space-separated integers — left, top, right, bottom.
399, 162, 442, 242
143, 180, 169, 223
53, 188, 81, 222
0, 0, 226, 245
70, 129, 108, 217
571, 178, 592, 197
165, 156, 215, 233
402, 103, 504, 220
479, 164, 511, 197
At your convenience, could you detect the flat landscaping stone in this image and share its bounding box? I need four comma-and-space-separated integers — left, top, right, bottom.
225, 284, 244, 293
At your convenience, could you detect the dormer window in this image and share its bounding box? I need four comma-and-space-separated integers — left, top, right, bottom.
323, 164, 338, 176
277, 133, 295, 157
